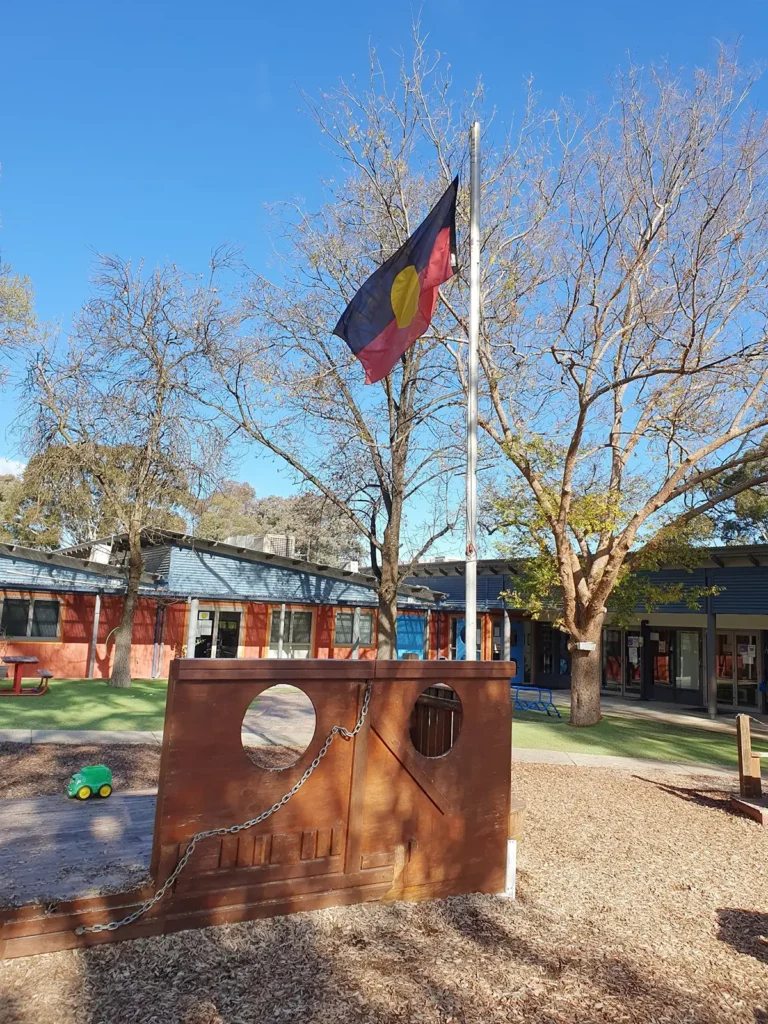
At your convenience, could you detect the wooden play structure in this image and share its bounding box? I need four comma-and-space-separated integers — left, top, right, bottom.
0, 659, 515, 959
731, 713, 768, 824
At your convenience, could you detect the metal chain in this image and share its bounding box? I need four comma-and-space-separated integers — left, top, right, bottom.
75, 682, 372, 936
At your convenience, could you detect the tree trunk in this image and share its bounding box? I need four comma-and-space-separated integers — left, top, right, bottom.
109, 525, 143, 688
570, 642, 603, 727
376, 514, 401, 659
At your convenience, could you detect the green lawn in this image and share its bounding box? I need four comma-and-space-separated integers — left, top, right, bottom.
0, 677, 741, 768
0, 678, 169, 732
513, 708, 739, 768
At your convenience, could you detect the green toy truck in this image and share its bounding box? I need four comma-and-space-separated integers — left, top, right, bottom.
67, 765, 113, 800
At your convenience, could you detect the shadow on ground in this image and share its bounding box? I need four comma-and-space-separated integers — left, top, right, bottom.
634, 775, 740, 815
0, 896, 749, 1024
718, 909, 768, 966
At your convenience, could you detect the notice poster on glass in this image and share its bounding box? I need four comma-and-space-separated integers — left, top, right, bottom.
740, 643, 756, 664
628, 648, 639, 665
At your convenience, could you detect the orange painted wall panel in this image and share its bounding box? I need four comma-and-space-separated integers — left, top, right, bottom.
0, 591, 443, 681
242, 604, 269, 658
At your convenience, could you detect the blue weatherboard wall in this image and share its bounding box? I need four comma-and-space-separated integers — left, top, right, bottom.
166, 546, 394, 606
408, 565, 768, 616
405, 573, 512, 610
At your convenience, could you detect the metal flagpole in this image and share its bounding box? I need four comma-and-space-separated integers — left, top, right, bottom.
465, 121, 480, 661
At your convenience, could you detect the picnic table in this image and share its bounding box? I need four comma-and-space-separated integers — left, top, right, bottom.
0, 655, 51, 697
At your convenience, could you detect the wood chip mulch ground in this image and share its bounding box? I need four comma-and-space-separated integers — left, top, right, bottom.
0, 743, 308, 797
0, 743, 162, 798
1, 763, 767, 1023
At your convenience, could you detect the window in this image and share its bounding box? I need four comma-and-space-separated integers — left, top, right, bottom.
268, 608, 314, 659
334, 610, 374, 647
0, 598, 60, 639
677, 631, 700, 691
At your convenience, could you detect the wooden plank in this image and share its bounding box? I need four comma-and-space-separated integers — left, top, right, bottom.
371, 721, 456, 816
1, 880, 397, 960
737, 714, 762, 799
344, 684, 372, 874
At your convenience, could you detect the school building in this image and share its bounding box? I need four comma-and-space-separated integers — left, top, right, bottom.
0, 530, 765, 714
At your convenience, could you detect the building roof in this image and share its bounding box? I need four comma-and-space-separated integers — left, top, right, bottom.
0, 542, 162, 594
59, 529, 445, 603
404, 557, 519, 578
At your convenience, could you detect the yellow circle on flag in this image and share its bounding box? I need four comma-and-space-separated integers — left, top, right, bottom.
390, 265, 420, 329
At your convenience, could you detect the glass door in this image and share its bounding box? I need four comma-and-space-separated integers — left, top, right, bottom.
216, 612, 241, 658
735, 633, 759, 708
716, 631, 759, 708
625, 632, 642, 694
676, 631, 701, 693
716, 632, 735, 706
451, 618, 481, 660
194, 609, 242, 658
603, 628, 623, 694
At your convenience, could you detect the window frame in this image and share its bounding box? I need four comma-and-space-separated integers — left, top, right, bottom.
194, 604, 244, 659
0, 594, 62, 641
333, 609, 375, 648
267, 606, 316, 659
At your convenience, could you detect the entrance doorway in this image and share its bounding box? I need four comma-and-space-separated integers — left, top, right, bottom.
716, 631, 759, 709
602, 628, 642, 697
194, 609, 242, 659
450, 618, 481, 660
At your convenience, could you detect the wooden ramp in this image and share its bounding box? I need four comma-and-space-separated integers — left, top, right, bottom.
0, 792, 155, 906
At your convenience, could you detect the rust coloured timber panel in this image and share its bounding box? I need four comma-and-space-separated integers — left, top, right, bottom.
2, 659, 512, 958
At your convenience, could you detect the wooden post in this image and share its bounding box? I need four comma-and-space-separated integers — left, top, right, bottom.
502, 609, 511, 662
736, 714, 762, 799
185, 597, 199, 658
87, 592, 102, 679
351, 607, 361, 661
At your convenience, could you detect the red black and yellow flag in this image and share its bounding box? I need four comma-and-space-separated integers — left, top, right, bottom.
333, 178, 458, 384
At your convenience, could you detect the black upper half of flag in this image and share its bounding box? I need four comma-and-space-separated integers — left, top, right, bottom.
333, 177, 458, 356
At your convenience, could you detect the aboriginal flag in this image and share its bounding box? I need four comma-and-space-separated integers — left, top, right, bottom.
333, 177, 458, 384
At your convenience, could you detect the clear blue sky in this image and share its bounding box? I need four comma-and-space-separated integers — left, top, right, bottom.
1, 0, 766, 498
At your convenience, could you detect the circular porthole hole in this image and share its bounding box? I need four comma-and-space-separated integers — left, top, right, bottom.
241, 684, 317, 770
409, 684, 463, 758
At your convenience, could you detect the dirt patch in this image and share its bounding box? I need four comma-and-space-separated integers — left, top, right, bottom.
0, 743, 336, 798
1, 764, 767, 1023
0, 743, 161, 798
244, 745, 303, 769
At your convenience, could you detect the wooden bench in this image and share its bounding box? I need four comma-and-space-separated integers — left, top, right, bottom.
511, 683, 561, 718
33, 670, 53, 696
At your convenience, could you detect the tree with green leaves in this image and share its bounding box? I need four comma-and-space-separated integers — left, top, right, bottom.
0, 260, 35, 359
24, 254, 230, 687
0, 446, 190, 550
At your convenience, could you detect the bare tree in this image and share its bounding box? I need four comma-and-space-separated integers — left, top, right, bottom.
25, 255, 229, 687
475, 52, 768, 724
199, 37, 478, 656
